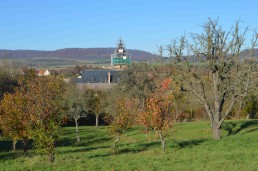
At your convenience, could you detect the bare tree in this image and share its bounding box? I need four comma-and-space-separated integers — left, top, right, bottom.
64, 84, 86, 143
167, 18, 257, 139
83, 89, 108, 128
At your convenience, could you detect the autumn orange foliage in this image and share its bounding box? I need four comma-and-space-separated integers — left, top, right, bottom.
161, 78, 172, 91
108, 98, 134, 153
137, 95, 172, 150
0, 76, 65, 162
0, 89, 30, 152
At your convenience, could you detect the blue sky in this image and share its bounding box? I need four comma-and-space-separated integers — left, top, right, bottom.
0, 0, 257, 52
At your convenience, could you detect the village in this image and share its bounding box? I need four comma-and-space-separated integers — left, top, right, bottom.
0, 1, 258, 170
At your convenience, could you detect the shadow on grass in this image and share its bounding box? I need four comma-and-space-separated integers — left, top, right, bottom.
60, 141, 154, 157
0, 152, 20, 160
56, 136, 112, 148
244, 128, 258, 134
120, 141, 160, 153
222, 122, 237, 136
88, 147, 145, 159
82, 137, 112, 146
222, 120, 258, 136
0, 139, 33, 152
0, 140, 11, 152
169, 139, 208, 149
88, 153, 113, 158
59, 145, 111, 155
138, 141, 160, 149
89, 138, 208, 158
87, 141, 161, 158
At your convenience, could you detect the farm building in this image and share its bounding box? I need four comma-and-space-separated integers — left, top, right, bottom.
37, 69, 51, 76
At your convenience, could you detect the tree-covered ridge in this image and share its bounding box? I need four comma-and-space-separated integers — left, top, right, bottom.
0, 48, 157, 62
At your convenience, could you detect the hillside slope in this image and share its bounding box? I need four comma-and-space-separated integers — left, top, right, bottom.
1, 120, 258, 170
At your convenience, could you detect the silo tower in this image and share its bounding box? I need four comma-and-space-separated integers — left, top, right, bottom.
111, 39, 131, 70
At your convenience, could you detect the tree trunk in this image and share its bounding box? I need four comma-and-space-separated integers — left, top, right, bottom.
75, 118, 80, 143
212, 121, 221, 140
158, 132, 165, 150
112, 135, 120, 154
48, 153, 55, 163
175, 102, 179, 121
12, 140, 17, 151
22, 138, 29, 155
96, 116, 99, 128
145, 128, 148, 140
238, 98, 244, 119
190, 108, 193, 122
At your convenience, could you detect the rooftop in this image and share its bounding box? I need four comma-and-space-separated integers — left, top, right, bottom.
76, 70, 122, 83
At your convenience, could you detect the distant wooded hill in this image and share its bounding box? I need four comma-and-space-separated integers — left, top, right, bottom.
0, 48, 256, 63
0, 48, 158, 62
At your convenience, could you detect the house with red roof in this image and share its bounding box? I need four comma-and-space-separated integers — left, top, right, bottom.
37, 69, 51, 76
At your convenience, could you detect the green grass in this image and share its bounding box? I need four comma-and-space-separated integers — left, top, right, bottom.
1, 120, 258, 171
15, 58, 111, 69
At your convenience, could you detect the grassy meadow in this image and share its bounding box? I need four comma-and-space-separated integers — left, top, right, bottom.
15, 58, 111, 69
1, 120, 258, 171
